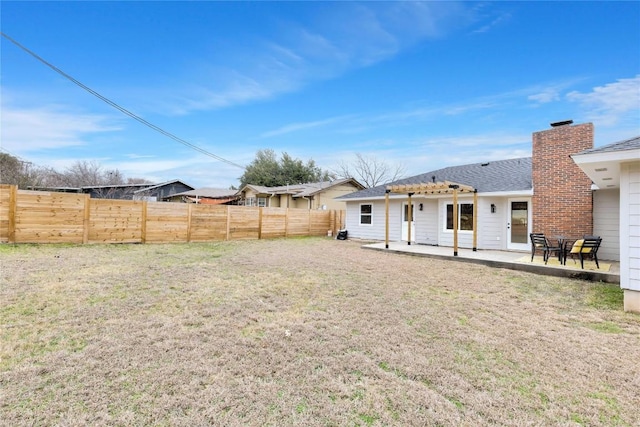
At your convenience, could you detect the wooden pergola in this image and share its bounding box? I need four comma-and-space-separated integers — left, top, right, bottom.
385, 181, 477, 256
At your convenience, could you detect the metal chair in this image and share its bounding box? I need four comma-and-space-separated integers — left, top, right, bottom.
530, 233, 563, 264
567, 236, 602, 269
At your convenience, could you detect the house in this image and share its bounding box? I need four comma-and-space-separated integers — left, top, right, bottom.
162, 188, 240, 205
237, 178, 365, 210
29, 179, 194, 201
337, 121, 619, 258
571, 136, 640, 313
130, 179, 194, 201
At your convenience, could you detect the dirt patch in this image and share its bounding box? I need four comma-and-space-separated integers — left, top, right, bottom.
1, 238, 639, 426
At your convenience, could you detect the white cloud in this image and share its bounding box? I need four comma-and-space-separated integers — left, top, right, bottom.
0, 104, 119, 153
566, 75, 640, 126
261, 115, 352, 138
147, 2, 468, 116
528, 89, 561, 104
471, 11, 512, 34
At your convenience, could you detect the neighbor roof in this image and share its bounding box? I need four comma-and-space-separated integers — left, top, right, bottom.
171, 188, 238, 198
240, 178, 364, 197
132, 179, 193, 194
337, 157, 533, 200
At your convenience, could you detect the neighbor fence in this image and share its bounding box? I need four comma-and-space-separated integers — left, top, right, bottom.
0, 185, 345, 244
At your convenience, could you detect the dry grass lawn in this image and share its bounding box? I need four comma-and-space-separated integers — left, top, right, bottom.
1, 237, 639, 426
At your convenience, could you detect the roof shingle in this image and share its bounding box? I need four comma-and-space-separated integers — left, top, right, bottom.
573, 135, 640, 155
338, 157, 532, 200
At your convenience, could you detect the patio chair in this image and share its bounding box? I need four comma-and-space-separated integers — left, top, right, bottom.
530, 233, 563, 264
566, 236, 602, 269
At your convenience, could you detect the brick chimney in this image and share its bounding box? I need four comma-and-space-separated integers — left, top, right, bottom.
532, 121, 594, 238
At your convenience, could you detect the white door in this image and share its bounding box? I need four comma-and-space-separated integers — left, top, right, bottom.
507, 199, 530, 251
401, 203, 416, 241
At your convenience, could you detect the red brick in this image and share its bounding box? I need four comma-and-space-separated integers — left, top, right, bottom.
532, 122, 593, 239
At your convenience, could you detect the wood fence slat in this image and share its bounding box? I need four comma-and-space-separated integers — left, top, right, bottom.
9, 185, 17, 243
0, 186, 343, 244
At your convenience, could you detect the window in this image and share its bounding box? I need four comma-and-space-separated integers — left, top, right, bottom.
446, 203, 474, 231
245, 197, 267, 207
403, 204, 415, 222
360, 204, 372, 225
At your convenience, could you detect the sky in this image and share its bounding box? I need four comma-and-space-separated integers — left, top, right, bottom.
1, 1, 639, 189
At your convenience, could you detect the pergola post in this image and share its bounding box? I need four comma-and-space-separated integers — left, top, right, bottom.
407, 192, 414, 245
385, 189, 390, 249
473, 189, 478, 251
450, 184, 459, 256
387, 181, 475, 255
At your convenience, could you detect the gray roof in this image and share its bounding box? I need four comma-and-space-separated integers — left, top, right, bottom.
132, 179, 193, 193
171, 188, 238, 198
241, 178, 364, 197
338, 157, 532, 200
573, 135, 640, 155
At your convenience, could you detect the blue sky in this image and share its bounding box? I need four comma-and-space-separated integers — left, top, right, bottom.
2, 1, 639, 189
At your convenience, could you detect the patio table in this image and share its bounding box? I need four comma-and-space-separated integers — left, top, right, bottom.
554, 235, 572, 265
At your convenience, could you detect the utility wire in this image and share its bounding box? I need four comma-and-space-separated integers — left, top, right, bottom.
1, 32, 246, 169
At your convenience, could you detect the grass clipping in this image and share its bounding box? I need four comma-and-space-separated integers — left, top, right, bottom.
1, 238, 639, 427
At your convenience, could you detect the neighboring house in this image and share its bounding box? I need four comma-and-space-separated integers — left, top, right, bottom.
30, 179, 194, 201
163, 188, 240, 205
572, 136, 640, 313
131, 180, 194, 201
237, 178, 365, 210
337, 121, 621, 260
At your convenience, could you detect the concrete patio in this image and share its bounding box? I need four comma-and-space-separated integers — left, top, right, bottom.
362, 241, 620, 284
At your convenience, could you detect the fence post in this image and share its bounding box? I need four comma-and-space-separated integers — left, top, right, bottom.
8, 185, 17, 243
141, 201, 147, 243
329, 210, 335, 237
258, 207, 263, 239
187, 203, 193, 242
285, 208, 289, 238
82, 194, 90, 244
226, 205, 231, 240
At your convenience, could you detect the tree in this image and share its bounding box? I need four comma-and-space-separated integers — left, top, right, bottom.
334, 153, 406, 188
239, 149, 333, 187
38, 160, 131, 188
0, 153, 46, 189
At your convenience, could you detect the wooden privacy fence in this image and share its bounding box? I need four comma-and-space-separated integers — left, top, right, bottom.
0, 185, 346, 244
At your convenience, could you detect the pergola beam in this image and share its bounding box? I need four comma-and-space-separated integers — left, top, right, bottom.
384, 180, 476, 257
387, 181, 475, 195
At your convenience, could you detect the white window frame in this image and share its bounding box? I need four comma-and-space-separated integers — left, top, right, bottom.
359, 203, 373, 226
445, 203, 474, 232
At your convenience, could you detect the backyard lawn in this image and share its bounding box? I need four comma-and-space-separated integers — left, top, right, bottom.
1, 237, 639, 426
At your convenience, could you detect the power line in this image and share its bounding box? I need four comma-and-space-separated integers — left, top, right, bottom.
1, 32, 246, 170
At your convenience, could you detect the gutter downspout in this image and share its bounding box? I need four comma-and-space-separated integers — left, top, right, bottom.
301, 196, 311, 209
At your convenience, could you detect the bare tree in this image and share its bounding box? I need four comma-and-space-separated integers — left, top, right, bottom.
38, 160, 128, 188
127, 177, 153, 184
0, 153, 47, 189
334, 153, 406, 188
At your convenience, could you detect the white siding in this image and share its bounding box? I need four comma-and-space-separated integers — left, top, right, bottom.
437, 197, 475, 248
344, 199, 403, 241
346, 195, 528, 250
621, 161, 640, 291
477, 197, 507, 250
415, 199, 438, 245
593, 189, 620, 261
